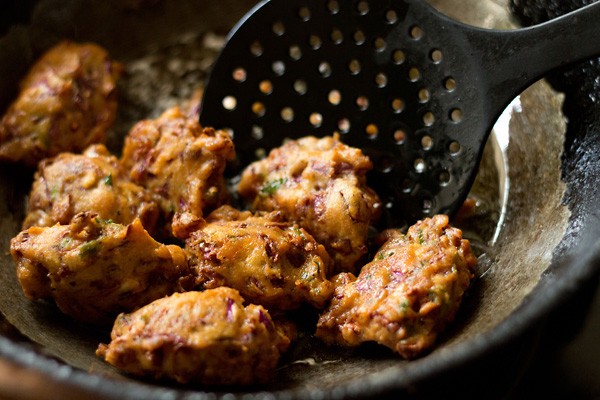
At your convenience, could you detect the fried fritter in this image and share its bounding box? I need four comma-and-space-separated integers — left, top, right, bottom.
119, 106, 235, 221
10, 212, 191, 324
316, 215, 477, 359
22, 144, 159, 233
238, 135, 381, 274
96, 288, 291, 385
0, 41, 122, 166
174, 205, 334, 310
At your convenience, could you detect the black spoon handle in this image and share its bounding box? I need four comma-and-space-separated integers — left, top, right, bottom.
461, 1, 600, 119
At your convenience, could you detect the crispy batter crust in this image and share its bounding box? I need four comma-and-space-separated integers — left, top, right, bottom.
23, 144, 159, 233
0, 41, 122, 166
97, 288, 291, 385
316, 215, 477, 359
120, 107, 235, 221
10, 212, 191, 324
238, 135, 381, 274
175, 205, 334, 310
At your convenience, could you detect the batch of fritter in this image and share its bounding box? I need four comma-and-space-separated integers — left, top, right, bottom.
1, 41, 477, 385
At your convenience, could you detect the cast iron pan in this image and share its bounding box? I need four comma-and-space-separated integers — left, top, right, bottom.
0, 0, 599, 399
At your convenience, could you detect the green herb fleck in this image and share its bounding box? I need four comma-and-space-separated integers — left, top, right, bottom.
79, 240, 101, 258
102, 174, 113, 186
168, 203, 176, 213
259, 178, 287, 196
377, 251, 395, 260
50, 185, 60, 200
301, 270, 315, 282
95, 217, 114, 225
399, 299, 411, 313
293, 227, 305, 238
417, 229, 425, 244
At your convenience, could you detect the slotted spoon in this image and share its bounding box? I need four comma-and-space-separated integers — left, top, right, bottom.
199, 0, 600, 225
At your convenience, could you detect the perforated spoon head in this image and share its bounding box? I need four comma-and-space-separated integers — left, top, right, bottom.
199, 0, 600, 226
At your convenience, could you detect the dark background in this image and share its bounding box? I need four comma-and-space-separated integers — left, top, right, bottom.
510, 278, 600, 399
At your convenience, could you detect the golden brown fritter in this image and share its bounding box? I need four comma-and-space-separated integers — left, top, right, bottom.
22, 144, 159, 233
119, 107, 235, 221
315, 215, 477, 359
10, 212, 191, 324
96, 288, 291, 385
174, 205, 334, 310
0, 41, 122, 166
238, 135, 381, 275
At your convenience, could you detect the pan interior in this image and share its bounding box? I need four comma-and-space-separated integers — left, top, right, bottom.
0, 0, 569, 395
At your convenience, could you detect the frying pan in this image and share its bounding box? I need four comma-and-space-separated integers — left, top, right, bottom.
0, 0, 599, 399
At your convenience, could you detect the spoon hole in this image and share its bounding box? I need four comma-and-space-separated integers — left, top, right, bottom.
222, 96, 237, 111
331, 29, 343, 44
421, 135, 433, 150
338, 118, 351, 133
310, 113, 323, 127
356, 96, 369, 111
259, 80, 273, 95
319, 62, 332, 77
418, 88, 430, 103
414, 158, 426, 173
450, 108, 463, 122
281, 107, 294, 122
366, 124, 378, 137
449, 141, 461, 155
289, 45, 302, 60
402, 178, 414, 193
272, 61, 286, 76
392, 50, 406, 65
329, 90, 342, 105
252, 102, 266, 117
250, 41, 263, 57
391, 98, 405, 113
373, 37, 386, 52
375, 73, 388, 88
444, 77, 457, 91
394, 129, 406, 144
294, 80, 307, 95
354, 30, 366, 45
408, 67, 421, 82
430, 49, 443, 63
298, 6, 311, 21
327, 0, 340, 14
251, 125, 264, 140
272, 21, 285, 36
357, 1, 370, 15
386, 9, 398, 24
349, 59, 362, 75
232, 68, 246, 82
378, 157, 394, 173
439, 170, 451, 185
410, 25, 424, 40
255, 147, 267, 160
309, 35, 322, 50
421, 196, 433, 213
422, 112, 435, 127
